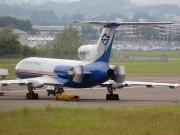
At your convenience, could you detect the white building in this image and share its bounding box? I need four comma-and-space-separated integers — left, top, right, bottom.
32, 26, 82, 36
28, 35, 54, 47
13, 29, 29, 45
0, 28, 29, 45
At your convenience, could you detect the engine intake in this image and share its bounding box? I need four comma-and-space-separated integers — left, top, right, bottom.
68, 65, 84, 83
107, 66, 126, 83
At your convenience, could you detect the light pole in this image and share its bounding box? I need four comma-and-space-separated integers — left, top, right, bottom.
139, 26, 142, 56
163, 33, 165, 55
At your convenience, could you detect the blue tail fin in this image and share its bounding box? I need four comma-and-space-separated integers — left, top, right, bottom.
74, 21, 121, 63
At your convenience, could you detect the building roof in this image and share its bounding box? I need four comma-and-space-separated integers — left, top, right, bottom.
0, 28, 28, 34
13, 29, 28, 34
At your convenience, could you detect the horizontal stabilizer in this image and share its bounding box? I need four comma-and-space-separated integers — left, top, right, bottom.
74, 20, 173, 26
121, 22, 173, 25
74, 20, 121, 27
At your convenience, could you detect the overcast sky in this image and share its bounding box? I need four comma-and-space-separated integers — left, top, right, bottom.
131, 0, 180, 6
1, 0, 180, 6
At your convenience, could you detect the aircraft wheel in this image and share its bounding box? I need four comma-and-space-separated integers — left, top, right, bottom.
106, 94, 119, 100
115, 94, 119, 100
0, 92, 4, 96
26, 93, 39, 99
106, 94, 110, 100
26, 93, 29, 99
34, 93, 39, 99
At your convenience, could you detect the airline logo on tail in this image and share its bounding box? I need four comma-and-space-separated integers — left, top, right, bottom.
101, 34, 110, 46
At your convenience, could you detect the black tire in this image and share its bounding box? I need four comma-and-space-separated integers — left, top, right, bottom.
34, 93, 39, 99
106, 94, 109, 100
0, 92, 4, 96
114, 94, 119, 100
26, 93, 29, 99
36, 94, 39, 99
117, 94, 119, 100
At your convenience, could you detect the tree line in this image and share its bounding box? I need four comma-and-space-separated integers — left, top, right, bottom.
0, 25, 85, 58
0, 0, 180, 25
0, 26, 36, 57
0, 16, 38, 34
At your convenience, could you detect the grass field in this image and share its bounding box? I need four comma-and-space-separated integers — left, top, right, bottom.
111, 60, 180, 76
113, 50, 180, 58
0, 104, 180, 135
1, 60, 180, 79
0, 54, 180, 135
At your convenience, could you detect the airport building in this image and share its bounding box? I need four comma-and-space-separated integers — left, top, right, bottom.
115, 18, 180, 39
28, 35, 54, 47
13, 29, 29, 45
28, 26, 82, 46
0, 28, 29, 45
28, 19, 180, 46
32, 26, 82, 36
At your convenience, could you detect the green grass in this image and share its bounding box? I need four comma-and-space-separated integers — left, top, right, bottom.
0, 64, 16, 79
111, 60, 180, 76
0, 104, 180, 135
1, 60, 180, 79
113, 50, 180, 58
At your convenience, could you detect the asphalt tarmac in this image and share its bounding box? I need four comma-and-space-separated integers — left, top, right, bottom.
0, 76, 180, 111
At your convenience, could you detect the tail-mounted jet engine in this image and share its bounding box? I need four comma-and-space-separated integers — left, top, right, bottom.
105, 66, 126, 100
107, 66, 126, 83
68, 65, 84, 83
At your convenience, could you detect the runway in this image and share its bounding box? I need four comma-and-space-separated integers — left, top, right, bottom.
0, 76, 180, 111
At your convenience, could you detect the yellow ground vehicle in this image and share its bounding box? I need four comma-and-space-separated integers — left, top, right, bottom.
55, 93, 80, 101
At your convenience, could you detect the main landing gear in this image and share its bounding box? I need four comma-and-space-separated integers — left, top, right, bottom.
106, 86, 119, 100
26, 87, 39, 100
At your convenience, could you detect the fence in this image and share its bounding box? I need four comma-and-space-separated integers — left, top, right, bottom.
111, 54, 169, 62
0, 54, 169, 64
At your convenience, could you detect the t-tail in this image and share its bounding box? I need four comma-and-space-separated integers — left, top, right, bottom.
75, 20, 173, 64
75, 20, 121, 63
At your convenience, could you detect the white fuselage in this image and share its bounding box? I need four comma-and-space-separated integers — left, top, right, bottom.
15, 57, 83, 76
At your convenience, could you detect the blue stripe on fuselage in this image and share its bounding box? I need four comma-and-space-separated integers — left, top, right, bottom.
16, 61, 111, 88
54, 61, 110, 88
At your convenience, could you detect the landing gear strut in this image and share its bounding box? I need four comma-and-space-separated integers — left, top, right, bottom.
26, 87, 39, 100
106, 86, 119, 100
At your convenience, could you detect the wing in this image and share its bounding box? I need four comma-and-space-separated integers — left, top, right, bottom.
0, 76, 62, 88
100, 80, 180, 89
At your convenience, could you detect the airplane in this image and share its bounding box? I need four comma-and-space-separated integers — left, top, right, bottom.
0, 20, 179, 100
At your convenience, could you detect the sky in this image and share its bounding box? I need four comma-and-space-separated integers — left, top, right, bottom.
1, 0, 180, 6
131, 0, 180, 6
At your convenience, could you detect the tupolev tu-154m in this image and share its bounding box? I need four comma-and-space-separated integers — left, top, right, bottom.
0, 20, 179, 100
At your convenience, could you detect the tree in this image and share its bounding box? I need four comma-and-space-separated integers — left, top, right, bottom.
133, 12, 157, 22
0, 26, 22, 56
30, 10, 59, 25
21, 45, 37, 57
49, 26, 85, 58
0, 26, 37, 57
35, 45, 52, 57
0, 16, 33, 32
134, 25, 159, 40
81, 24, 98, 40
